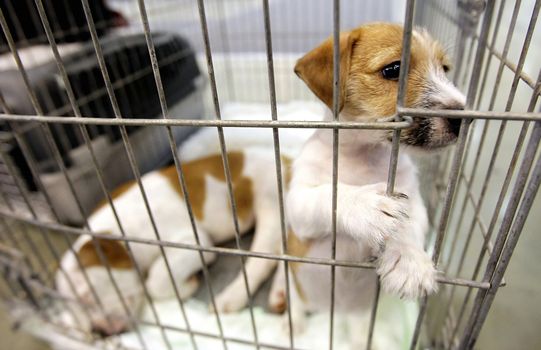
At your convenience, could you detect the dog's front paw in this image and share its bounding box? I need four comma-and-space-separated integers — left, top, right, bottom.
350, 186, 410, 247
213, 283, 248, 313
377, 246, 438, 299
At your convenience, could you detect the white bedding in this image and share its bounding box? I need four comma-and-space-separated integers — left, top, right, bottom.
119, 296, 417, 350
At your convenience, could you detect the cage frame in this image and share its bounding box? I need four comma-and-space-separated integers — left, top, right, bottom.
0, 0, 539, 349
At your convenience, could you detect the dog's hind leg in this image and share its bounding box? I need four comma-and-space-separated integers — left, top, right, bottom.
214, 199, 282, 312
281, 267, 307, 336
268, 261, 287, 313
268, 261, 308, 336
145, 228, 216, 300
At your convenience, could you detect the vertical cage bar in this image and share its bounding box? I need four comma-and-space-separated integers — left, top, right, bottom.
368, 1, 416, 349
215, 0, 236, 102
365, 281, 380, 350
329, 1, 340, 349
474, 0, 509, 110
261, 0, 295, 348
135, 1, 210, 348
459, 39, 476, 87
196, 0, 258, 348
441, 125, 480, 271
387, 0, 415, 193
396, 0, 416, 110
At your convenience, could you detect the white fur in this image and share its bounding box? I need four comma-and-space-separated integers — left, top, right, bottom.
281, 131, 435, 309
428, 65, 467, 108
276, 27, 466, 340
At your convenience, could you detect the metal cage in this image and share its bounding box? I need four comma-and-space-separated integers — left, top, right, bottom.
0, 0, 540, 349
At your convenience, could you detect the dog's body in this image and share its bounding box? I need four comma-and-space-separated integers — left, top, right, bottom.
269, 23, 466, 345
56, 148, 284, 335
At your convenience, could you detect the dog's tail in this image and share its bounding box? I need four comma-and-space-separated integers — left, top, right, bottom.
178, 101, 324, 161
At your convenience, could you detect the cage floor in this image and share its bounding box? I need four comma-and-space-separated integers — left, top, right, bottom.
11, 231, 417, 350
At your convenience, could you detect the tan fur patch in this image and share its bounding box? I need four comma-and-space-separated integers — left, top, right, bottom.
352, 24, 448, 115
231, 176, 253, 221
78, 237, 133, 269
287, 231, 312, 269
160, 152, 253, 222
295, 23, 451, 118
281, 155, 293, 187
294, 33, 354, 111
287, 230, 311, 301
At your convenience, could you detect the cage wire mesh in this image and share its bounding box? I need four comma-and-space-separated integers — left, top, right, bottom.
0, 0, 539, 349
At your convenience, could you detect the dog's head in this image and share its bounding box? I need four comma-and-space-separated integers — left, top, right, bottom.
56, 236, 142, 336
295, 23, 465, 149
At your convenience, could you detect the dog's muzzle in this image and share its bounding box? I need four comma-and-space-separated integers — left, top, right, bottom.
442, 103, 464, 137
447, 117, 462, 137
91, 317, 129, 337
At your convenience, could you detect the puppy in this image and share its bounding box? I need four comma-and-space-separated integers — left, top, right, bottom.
56, 148, 284, 335
269, 23, 465, 343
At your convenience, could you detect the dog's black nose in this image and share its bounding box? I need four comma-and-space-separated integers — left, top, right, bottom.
442, 103, 464, 137
91, 321, 128, 337
92, 325, 113, 338
448, 118, 462, 136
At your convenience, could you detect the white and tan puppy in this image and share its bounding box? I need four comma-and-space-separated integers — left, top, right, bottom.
269, 23, 465, 342
56, 147, 285, 335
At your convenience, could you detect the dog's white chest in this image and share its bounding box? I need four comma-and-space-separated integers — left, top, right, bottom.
297, 236, 377, 312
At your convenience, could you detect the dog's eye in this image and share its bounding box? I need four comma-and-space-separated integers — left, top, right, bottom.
381, 61, 400, 80
443, 65, 450, 73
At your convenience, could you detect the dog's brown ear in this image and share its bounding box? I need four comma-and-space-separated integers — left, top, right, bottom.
294, 31, 357, 111
78, 237, 133, 269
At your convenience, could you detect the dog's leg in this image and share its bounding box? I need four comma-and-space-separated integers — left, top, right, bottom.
215, 201, 281, 313
267, 256, 307, 335
290, 177, 436, 299
268, 261, 287, 313
281, 267, 307, 336
288, 182, 410, 249
145, 229, 216, 300
377, 194, 437, 299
